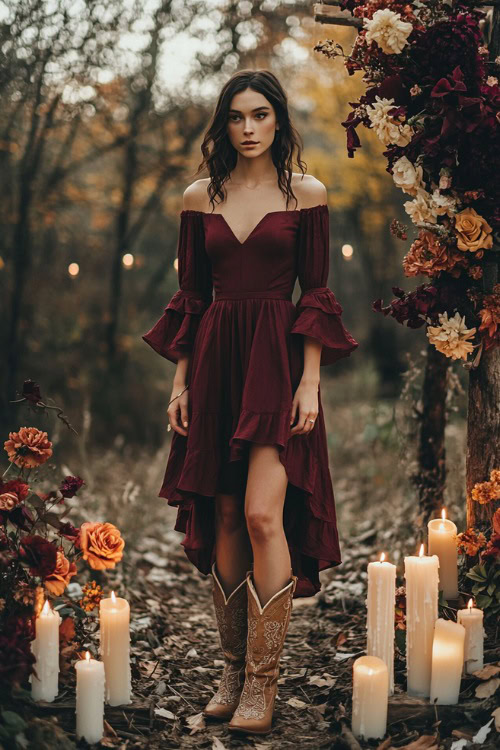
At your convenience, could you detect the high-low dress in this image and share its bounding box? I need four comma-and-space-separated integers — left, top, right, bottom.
142, 202, 359, 598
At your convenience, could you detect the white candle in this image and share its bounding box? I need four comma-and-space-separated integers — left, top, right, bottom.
404, 544, 439, 697
430, 618, 465, 704
352, 655, 388, 740
30, 599, 61, 702
99, 591, 132, 706
75, 651, 105, 744
457, 599, 484, 674
427, 508, 458, 599
366, 552, 396, 695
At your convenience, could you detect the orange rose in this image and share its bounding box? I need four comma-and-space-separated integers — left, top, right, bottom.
78, 522, 125, 570
4, 427, 53, 469
454, 207, 493, 253
44, 548, 77, 596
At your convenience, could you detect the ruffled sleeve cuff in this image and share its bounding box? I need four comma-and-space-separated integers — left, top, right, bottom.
290, 286, 359, 366
142, 289, 212, 365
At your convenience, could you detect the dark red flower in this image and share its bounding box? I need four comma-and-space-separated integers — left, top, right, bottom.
58, 522, 80, 542
19, 535, 58, 578
59, 476, 84, 498
0, 615, 36, 686
21, 379, 42, 404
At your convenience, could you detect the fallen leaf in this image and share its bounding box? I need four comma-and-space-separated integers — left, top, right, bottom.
394, 735, 439, 750
186, 647, 198, 658
186, 711, 206, 734
154, 707, 176, 720
491, 706, 500, 732
286, 697, 308, 709
336, 632, 347, 647
307, 674, 336, 687
212, 738, 227, 750
475, 677, 500, 699
472, 664, 500, 680
472, 717, 494, 744
103, 719, 118, 737
450, 740, 468, 750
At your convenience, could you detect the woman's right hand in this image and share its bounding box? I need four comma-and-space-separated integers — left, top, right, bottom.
168, 385, 189, 436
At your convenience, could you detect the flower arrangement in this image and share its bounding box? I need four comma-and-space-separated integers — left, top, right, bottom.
318, 1, 499, 366
0, 380, 125, 691
457, 468, 500, 617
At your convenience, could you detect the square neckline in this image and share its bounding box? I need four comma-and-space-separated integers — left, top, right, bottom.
181, 204, 328, 246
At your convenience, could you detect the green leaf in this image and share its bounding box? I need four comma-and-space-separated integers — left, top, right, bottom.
395, 628, 406, 655
466, 570, 487, 582
475, 594, 493, 609
487, 582, 496, 596
472, 582, 486, 595
1, 710, 27, 733
478, 563, 488, 578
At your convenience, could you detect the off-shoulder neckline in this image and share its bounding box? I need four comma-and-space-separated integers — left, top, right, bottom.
180, 203, 328, 217
180, 204, 328, 245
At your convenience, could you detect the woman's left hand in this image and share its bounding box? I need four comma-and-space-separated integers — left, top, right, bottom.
290, 379, 319, 435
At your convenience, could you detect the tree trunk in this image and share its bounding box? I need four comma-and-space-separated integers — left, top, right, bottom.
412, 341, 449, 522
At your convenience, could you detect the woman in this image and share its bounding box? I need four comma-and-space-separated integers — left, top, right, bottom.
142, 69, 359, 735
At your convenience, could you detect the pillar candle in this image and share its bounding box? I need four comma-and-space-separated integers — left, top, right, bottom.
352, 655, 388, 740
427, 509, 458, 599
30, 599, 61, 702
430, 618, 465, 704
75, 651, 105, 744
404, 544, 439, 697
99, 591, 132, 706
457, 599, 484, 674
366, 552, 396, 695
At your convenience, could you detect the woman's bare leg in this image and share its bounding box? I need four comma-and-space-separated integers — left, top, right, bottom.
245, 445, 291, 607
214, 492, 253, 598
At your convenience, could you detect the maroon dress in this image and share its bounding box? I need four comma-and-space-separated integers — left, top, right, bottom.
142, 203, 359, 597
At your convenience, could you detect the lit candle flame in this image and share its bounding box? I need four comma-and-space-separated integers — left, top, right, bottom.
85, 651, 90, 662
111, 591, 116, 603
441, 508, 446, 520
419, 543, 425, 557
42, 599, 50, 616
468, 598, 474, 610
379, 552, 385, 563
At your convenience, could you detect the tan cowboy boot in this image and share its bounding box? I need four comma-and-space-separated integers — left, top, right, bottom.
227, 569, 298, 735
203, 562, 248, 720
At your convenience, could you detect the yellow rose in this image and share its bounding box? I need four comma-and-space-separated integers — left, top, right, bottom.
454, 207, 493, 252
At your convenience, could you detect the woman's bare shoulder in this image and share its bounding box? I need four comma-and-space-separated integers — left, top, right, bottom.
291, 173, 327, 209
182, 179, 211, 212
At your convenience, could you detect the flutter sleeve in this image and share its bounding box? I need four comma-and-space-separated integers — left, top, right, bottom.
290, 204, 359, 366
142, 210, 213, 364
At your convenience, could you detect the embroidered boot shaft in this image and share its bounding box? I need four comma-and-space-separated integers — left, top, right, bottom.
203, 562, 248, 720
228, 570, 298, 735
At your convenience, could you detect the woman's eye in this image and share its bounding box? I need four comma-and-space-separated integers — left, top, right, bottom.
229, 114, 267, 121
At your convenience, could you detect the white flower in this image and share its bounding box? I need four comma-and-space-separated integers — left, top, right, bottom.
426, 312, 476, 361
404, 189, 438, 224
486, 76, 498, 87
439, 169, 452, 190
392, 157, 424, 196
410, 84, 422, 97
366, 96, 414, 146
430, 189, 457, 217
364, 9, 413, 55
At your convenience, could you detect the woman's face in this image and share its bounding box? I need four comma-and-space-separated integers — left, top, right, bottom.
226, 87, 278, 158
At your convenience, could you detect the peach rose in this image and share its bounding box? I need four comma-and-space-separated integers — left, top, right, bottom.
0, 480, 30, 511
44, 548, 77, 596
4, 427, 53, 469
454, 207, 493, 253
78, 522, 125, 570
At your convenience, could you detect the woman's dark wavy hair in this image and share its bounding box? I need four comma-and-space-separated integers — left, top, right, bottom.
194, 69, 307, 211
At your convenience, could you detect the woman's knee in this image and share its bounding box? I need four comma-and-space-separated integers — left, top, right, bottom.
215, 493, 245, 534
245, 503, 281, 542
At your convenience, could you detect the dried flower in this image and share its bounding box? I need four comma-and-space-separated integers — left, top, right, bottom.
0, 479, 30, 512
13, 583, 37, 608
426, 311, 476, 360
395, 585, 406, 630
403, 229, 468, 278
44, 547, 78, 596
59, 476, 85, 499
79, 580, 104, 612
471, 468, 500, 505
478, 284, 500, 349
456, 528, 487, 556
77, 522, 125, 570
363, 9, 413, 55
4, 427, 53, 469
19, 535, 58, 578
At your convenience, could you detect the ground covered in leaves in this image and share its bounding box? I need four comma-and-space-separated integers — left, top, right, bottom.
29, 503, 499, 750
